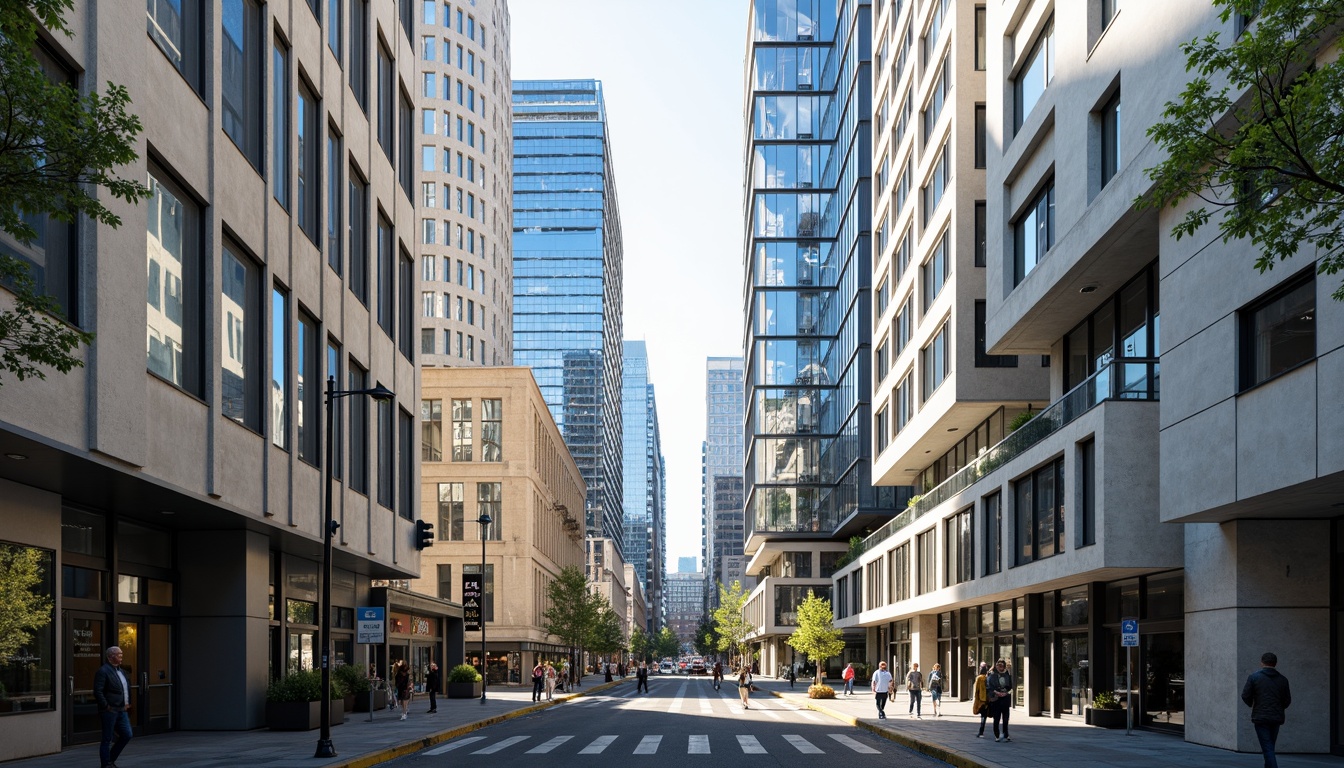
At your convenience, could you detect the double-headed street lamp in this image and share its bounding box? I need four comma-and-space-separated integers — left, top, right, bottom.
477, 512, 492, 705
316, 376, 394, 759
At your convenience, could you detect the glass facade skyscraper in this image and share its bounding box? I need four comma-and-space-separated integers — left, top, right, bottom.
512, 80, 625, 544
702, 356, 744, 608
622, 340, 666, 632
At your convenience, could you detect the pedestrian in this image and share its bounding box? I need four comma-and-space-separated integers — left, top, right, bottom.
871, 660, 893, 720
712, 660, 723, 690
425, 662, 441, 713
1242, 651, 1291, 768
786, 665, 797, 689
636, 661, 650, 694
906, 661, 924, 718
986, 658, 1014, 742
542, 661, 556, 699
972, 662, 990, 737
531, 660, 545, 701
392, 659, 412, 721
928, 663, 944, 717
737, 667, 754, 709
604, 661, 614, 683
94, 645, 132, 768
559, 658, 569, 692
842, 662, 855, 695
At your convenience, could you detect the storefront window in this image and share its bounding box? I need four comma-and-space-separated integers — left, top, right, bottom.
0, 542, 55, 713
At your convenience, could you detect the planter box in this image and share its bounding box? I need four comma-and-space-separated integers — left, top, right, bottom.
1087, 707, 1126, 729
352, 690, 388, 712
265, 699, 344, 731
447, 681, 483, 699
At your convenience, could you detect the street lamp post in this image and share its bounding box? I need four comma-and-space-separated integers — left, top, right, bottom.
316, 376, 394, 759
477, 512, 492, 705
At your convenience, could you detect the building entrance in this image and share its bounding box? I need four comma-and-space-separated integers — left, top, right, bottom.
63, 612, 106, 745
116, 617, 174, 735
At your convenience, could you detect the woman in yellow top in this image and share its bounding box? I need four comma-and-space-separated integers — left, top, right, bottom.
972, 662, 990, 737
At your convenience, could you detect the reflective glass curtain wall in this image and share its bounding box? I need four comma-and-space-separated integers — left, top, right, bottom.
512, 80, 625, 544
621, 341, 666, 631
703, 357, 745, 608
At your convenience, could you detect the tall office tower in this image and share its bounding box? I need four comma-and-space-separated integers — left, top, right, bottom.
678, 556, 699, 574
701, 357, 744, 608
665, 570, 707, 646
622, 341, 667, 632
741, 0, 902, 677
512, 79, 625, 543
0, 1, 440, 758
415, 0, 513, 366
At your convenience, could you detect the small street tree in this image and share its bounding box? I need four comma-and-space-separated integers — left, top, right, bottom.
653, 626, 681, 661
628, 626, 650, 663
786, 590, 845, 686
542, 566, 596, 683
712, 580, 753, 671
693, 617, 719, 658
589, 602, 626, 663
1142, 0, 1344, 300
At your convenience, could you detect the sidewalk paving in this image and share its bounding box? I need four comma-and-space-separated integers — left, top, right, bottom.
754, 677, 1342, 768
3, 678, 624, 768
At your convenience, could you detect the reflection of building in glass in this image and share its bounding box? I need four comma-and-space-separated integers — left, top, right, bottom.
622, 341, 665, 632
701, 357, 744, 612
512, 79, 624, 546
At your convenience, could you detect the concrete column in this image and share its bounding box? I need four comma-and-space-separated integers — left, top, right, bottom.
1184, 520, 1328, 753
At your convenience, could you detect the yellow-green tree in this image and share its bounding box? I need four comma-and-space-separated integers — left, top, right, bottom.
0, 544, 52, 662
786, 590, 844, 685
712, 580, 753, 670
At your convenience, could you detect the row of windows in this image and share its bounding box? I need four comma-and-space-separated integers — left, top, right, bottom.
420, 36, 488, 84
422, 182, 490, 227
421, 256, 490, 293
421, 398, 501, 463
421, 1, 489, 48
421, 72, 489, 121
420, 292, 487, 329
421, 329, 489, 361
421, 110, 489, 153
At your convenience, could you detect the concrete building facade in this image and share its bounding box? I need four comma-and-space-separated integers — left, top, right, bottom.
666, 569, 707, 648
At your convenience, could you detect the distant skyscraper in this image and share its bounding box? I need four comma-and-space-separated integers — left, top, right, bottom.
622, 340, 666, 632
678, 557, 698, 574
512, 80, 624, 543
702, 357, 744, 606
666, 570, 706, 646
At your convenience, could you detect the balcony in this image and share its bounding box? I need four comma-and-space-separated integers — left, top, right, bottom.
860, 358, 1159, 556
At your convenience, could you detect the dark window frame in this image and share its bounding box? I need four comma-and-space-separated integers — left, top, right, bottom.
1238, 269, 1316, 391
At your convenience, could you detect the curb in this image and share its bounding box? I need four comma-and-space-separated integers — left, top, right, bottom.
765, 689, 995, 768
331, 678, 632, 768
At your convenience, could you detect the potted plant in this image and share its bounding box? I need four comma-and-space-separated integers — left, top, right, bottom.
447, 663, 483, 699
808, 683, 836, 699
334, 663, 380, 712
1087, 690, 1126, 728
265, 669, 345, 730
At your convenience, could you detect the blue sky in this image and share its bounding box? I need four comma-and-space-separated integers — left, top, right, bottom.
509, 0, 750, 573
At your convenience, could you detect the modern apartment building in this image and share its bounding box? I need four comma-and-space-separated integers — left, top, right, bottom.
834, 0, 1342, 756
413, 0, 512, 366
622, 341, 666, 632
511, 79, 625, 545
702, 356, 744, 610
666, 569, 707, 646
414, 367, 586, 684
740, 0, 903, 677
0, 1, 439, 759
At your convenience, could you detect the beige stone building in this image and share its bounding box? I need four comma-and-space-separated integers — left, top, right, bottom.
413, 367, 585, 684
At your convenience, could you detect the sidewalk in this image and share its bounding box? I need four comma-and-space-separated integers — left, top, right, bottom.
4, 678, 627, 768
754, 677, 1342, 768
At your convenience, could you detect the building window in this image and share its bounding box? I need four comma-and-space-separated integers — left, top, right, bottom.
922, 59, 950, 144
376, 42, 394, 162
974, 6, 986, 71
975, 103, 987, 168
1013, 179, 1055, 284
297, 310, 320, 464
463, 564, 494, 621
922, 320, 950, 401
272, 39, 289, 209
974, 201, 986, 267
876, 402, 890, 454
421, 399, 442, 461
327, 0, 342, 62
481, 398, 502, 461
399, 89, 414, 197
148, 0, 203, 90
350, 0, 369, 111
894, 295, 912, 357
876, 335, 890, 383
146, 169, 202, 395
922, 231, 949, 311
221, 0, 263, 169
895, 369, 914, 434
348, 361, 369, 494
478, 482, 501, 540
983, 492, 1001, 575
438, 483, 464, 540
1080, 440, 1096, 547
399, 248, 414, 358
1240, 271, 1315, 390
945, 508, 973, 586
436, 563, 452, 600
1013, 16, 1055, 133
916, 529, 937, 595
922, 142, 948, 225
327, 127, 343, 273
377, 214, 394, 337
297, 79, 320, 243
0, 541, 56, 714
327, 342, 342, 479
398, 407, 414, 519
220, 241, 261, 430
866, 558, 885, 610
376, 395, 393, 509
349, 167, 369, 303
889, 542, 910, 603
451, 398, 473, 461
1100, 91, 1121, 188
1014, 458, 1065, 566
271, 286, 289, 449
975, 301, 1018, 367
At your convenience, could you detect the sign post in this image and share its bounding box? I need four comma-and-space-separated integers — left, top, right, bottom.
463, 574, 483, 632
1120, 618, 1139, 735
357, 607, 385, 721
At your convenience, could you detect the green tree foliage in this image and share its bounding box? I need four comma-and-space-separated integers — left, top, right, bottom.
1142, 0, 1344, 300
0, 0, 152, 384
785, 590, 845, 684
693, 616, 719, 657
653, 626, 681, 661
542, 566, 597, 676
712, 580, 753, 670
589, 603, 625, 657
0, 544, 53, 662
628, 626, 650, 662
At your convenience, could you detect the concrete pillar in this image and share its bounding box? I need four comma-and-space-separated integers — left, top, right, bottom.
1184, 520, 1328, 753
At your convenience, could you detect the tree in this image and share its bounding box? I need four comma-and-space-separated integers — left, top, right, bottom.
0, 0, 152, 384
712, 580, 753, 670
785, 590, 845, 685
589, 603, 625, 659
652, 626, 681, 661
1142, 0, 1344, 300
541, 566, 598, 681
693, 617, 719, 658
628, 626, 650, 663
0, 544, 52, 663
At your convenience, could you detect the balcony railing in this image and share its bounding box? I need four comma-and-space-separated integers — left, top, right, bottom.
858, 358, 1159, 556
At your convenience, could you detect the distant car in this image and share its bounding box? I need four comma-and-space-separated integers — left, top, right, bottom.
678, 659, 688, 673
690, 657, 706, 675
658, 662, 674, 675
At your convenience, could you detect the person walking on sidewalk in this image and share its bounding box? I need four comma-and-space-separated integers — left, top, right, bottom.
987, 658, 1014, 741
392, 659, 412, 721
531, 661, 545, 702
871, 661, 893, 720
928, 663, 944, 717
842, 662, 855, 695
94, 646, 133, 768
545, 662, 558, 699
1242, 651, 1291, 768
425, 662, 441, 713
737, 667, 754, 709
786, 665, 797, 689
906, 662, 924, 718
636, 661, 650, 694
712, 661, 723, 690
972, 662, 990, 737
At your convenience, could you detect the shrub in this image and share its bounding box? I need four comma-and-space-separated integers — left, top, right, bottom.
1091, 690, 1122, 710
1008, 410, 1036, 432
266, 669, 341, 702
448, 663, 482, 683
333, 663, 371, 695
808, 683, 836, 699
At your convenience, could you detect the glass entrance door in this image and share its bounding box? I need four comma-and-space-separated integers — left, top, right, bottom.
63, 612, 106, 745
117, 618, 174, 735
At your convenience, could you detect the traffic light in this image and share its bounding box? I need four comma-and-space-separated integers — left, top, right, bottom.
415, 519, 435, 550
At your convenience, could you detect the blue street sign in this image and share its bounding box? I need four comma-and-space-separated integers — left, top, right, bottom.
357, 606, 385, 644
1121, 618, 1139, 647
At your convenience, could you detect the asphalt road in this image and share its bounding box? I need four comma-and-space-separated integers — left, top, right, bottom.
381, 675, 949, 766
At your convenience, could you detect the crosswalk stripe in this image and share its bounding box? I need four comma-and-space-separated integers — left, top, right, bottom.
737, 735, 766, 754
424, 736, 485, 755
525, 736, 572, 754
689, 734, 710, 754
784, 734, 824, 754
578, 735, 618, 754
471, 735, 529, 754
828, 734, 880, 754
634, 735, 661, 754
799, 710, 821, 721
760, 708, 781, 720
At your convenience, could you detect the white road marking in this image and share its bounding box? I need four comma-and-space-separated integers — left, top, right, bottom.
738, 735, 767, 754
470, 735, 530, 754
634, 735, 661, 754
784, 734, 824, 754
829, 733, 881, 754
423, 736, 485, 755
524, 735, 573, 753
689, 734, 711, 754
578, 735, 618, 754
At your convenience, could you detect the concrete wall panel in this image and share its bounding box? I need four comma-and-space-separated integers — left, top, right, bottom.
1160, 400, 1236, 523
1158, 318, 1235, 430
1235, 364, 1316, 500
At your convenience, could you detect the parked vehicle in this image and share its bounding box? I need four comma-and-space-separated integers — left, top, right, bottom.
689, 656, 706, 675
658, 662, 674, 675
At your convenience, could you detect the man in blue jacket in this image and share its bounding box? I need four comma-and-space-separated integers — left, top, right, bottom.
1242, 652, 1291, 768
93, 646, 132, 768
